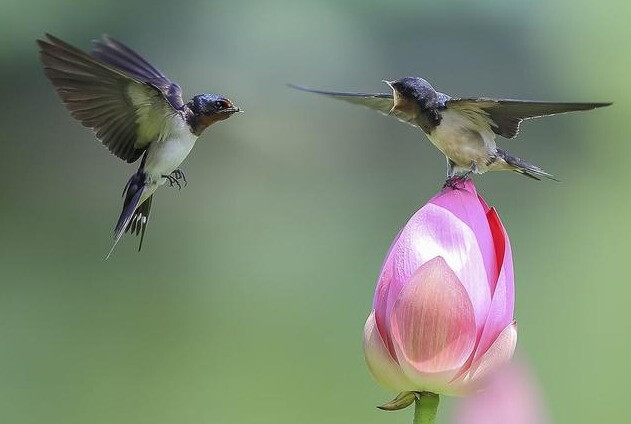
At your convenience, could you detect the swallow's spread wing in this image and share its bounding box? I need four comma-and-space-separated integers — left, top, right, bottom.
446, 98, 612, 139
38, 34, 185, 163
91, 35, 184, 110
289, 84, 419, 127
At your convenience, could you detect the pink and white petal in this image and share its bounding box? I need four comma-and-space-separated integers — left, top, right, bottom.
474, 208, 515, 361
450, 321, 518, 395
363, 311, 415, 391
390, 257, 476, 380
373, 257, 396, 356
372, 228, 405, 358
384, 205, 492, 338
430, 181, 498, 290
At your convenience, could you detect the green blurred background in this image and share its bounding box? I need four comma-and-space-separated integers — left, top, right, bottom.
1, 0, 628, 423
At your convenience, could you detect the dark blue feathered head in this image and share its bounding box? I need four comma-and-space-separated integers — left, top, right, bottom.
388, 77, 438, 108
186, 93, 241, 135
189, 93, 238, 115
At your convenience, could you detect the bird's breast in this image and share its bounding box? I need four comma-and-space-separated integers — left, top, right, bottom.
426, 110, 496, 167
144, 127, 198, 181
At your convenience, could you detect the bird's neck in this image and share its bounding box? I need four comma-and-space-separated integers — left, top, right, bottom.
184, 107, 224, 136
416, 106, 442, 134
392, 95, 441, 132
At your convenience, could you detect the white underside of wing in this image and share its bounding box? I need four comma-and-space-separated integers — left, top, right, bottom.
127, 83, 176, 149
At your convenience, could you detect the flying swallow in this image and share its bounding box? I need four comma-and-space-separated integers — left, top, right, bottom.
38, 34, 242, 258
290, 77, 611, 183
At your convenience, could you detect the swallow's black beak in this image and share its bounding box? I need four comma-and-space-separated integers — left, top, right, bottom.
215, 105, 242, 115
219, 99, 243, 114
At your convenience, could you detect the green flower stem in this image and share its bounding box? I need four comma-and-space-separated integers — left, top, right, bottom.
412, 392, 439, 424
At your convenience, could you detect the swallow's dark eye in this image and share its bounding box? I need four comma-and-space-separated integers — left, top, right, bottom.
215, 101, 224, 109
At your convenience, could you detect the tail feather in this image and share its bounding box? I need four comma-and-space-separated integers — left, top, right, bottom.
126, 194, 153, 252
496, 149, 560, 182
105, 170, 149, 260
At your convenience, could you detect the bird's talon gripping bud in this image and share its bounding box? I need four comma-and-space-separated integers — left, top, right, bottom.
377, 391, 417, 411
443, 175, 468, 190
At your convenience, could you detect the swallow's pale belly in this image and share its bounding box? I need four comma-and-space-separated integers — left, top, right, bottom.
425, 109, 503, 173
141, 122, 198, 201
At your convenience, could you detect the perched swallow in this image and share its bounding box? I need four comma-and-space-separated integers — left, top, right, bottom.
38, 34, 242, 258
290, 77, 611, 182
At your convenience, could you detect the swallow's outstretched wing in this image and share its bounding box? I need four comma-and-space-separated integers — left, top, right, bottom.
38, 34, 185, 163
446, 98, 612, 139
288, 84, 419, 127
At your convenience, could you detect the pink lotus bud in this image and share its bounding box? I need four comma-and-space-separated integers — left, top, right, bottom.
363, 180, 516, 396
451, 360, 549, 424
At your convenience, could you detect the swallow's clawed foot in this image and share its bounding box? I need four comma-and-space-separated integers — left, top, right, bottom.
162, 174, 181, 189
443, 175, 471, 190
162, 169, 187, 190
171, 169, 187, 187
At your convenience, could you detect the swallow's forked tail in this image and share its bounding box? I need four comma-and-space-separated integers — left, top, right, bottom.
105, 170, 153, 260
496, 148, 560, 182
